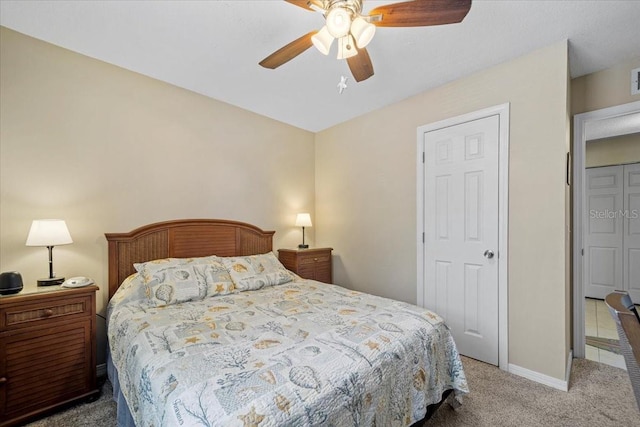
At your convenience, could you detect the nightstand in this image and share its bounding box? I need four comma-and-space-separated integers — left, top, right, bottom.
0, 285, 100, 426
278, 247, 333, 284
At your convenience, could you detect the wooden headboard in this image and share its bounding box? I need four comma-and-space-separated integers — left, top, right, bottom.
105, 219, 275, 299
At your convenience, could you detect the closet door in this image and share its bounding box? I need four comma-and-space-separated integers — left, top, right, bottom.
624, 163, 640, 302
585, 166, 623, 299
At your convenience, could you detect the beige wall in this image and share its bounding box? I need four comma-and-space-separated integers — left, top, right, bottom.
572, 57, 640, 115
316, 42, 571, 380
0, 28, 316, 364
586, 133, 640, 167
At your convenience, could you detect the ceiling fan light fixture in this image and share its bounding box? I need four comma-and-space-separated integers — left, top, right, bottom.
337, 34, 357, 60
350, 16, 375, 48
326, 8, 352, 38
311, 26, 334, 55
262, 0, 472, 83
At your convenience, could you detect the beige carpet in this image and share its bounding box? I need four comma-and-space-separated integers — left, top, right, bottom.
26, 357, 638, 426
24, 379, 116, 427
428, 356, 638, 426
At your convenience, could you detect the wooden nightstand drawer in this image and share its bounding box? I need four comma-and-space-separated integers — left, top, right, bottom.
298, 254, 331, 264
1, 295, 91, 330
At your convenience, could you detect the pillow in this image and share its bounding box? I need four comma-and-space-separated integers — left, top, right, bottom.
141, 263, 209, 307
203, 258, 236, 297
136, 255, 234, 306
222, 252, 293, 291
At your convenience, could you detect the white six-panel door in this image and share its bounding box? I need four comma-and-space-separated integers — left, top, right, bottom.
585, 166, 624, 299
624, 163, 640, 302
423, 115, 499, 365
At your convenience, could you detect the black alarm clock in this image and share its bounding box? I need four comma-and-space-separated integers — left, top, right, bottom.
0, 271, 23, 295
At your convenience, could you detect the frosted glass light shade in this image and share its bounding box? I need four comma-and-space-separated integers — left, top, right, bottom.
337, 35, 357, 59
351, 17, 376, 48
26, 219, 73, 246
295, 213, 312, 227
311, 26, 334, 55
326, 8, 351, 38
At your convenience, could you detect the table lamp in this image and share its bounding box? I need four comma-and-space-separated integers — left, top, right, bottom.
295, 213, 312, 249
26, 219, 73, 286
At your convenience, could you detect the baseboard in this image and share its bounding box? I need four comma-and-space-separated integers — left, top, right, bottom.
508, 353, 571, 392
97, 363, 106, 378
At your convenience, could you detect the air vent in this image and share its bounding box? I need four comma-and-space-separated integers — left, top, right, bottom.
633, 67, 640, 95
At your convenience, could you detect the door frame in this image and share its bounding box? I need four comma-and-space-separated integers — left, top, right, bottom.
572, 100, 640, 358
416, 103, 510, 370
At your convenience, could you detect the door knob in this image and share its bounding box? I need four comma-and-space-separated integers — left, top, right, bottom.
484, 250, 495, 259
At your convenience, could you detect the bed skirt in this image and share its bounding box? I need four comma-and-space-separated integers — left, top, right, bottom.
107, 349, 136, 427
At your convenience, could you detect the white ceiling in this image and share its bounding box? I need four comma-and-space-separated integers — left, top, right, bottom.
1, 0, 639, 132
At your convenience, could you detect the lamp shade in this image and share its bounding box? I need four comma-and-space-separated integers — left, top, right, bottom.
295, 213, 312, 228
26, 219, 73, 246
311, 26, 334, 55
351, 17, 376, 48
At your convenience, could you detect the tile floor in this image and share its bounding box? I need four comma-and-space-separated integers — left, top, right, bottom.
585, 298, 626, 369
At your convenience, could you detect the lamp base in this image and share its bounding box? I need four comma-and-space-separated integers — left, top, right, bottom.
37, 277, 65, 286
298, 244, 309, 249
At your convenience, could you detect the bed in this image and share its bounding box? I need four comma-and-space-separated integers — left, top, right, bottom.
105, 219, 468, 426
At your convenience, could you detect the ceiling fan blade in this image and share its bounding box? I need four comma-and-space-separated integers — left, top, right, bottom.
285, 0, 324, 11
347, 48, 374, 82
370, 0, 472, 27
259, 31, 317, 69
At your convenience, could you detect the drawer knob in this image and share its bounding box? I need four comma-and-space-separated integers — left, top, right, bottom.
0, 377, 7, 384
314, 258, 319, 261
43, 309, 54, 317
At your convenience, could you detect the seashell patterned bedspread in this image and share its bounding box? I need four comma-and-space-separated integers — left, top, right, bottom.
107, 278, 468, 426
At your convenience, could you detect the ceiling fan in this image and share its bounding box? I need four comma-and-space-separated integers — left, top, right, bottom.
259, 0, 472, 82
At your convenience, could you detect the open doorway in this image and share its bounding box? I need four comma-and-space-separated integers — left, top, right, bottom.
573, 101, 640, 366
584, 161, 640, 368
